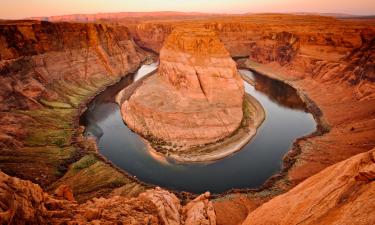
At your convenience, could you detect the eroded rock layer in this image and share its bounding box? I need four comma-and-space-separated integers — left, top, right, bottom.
0, 171, 216, 224
0, 20, 152, 201
243, 148, 375, 225
121, 28, 244, 151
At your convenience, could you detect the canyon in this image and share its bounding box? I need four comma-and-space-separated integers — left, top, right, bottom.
0, 13, 374, 224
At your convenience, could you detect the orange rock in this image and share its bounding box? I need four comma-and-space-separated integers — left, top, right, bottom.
183, 192, 216, 225
54, 184, 75, 201
0, 20, 147, 187
0, 171, 49, 224
139, 187, 182, 225
0, 171, 216, 224
242, 148, 375, 225
121, 28, 244, 155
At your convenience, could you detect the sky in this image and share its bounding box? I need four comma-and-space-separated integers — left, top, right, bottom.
1, 0, 374, 19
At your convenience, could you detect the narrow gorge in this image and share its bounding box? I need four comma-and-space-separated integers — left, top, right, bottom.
0, 13, 374, 225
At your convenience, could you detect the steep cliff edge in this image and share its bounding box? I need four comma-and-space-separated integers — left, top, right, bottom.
119, 28, 250, 161
243, 148, 375, 225
0, 20, 152, 201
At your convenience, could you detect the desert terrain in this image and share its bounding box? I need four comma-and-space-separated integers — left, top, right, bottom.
0, 12, 374, 224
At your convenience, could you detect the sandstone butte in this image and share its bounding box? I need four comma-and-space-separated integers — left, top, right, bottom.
0, 13, 374, 225
120, 27, 250, 161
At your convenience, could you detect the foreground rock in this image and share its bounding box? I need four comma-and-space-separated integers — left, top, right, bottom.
0, 171, 216, 224
243, 148, 375, 225
120, 28, 245, 160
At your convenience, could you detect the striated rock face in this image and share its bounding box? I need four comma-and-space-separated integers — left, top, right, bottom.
158, 28, 244, 105
0, 171, 216, 224
0, 20, 143, 111
0, 20, 150, 198
243, 148, 375, 225
121, 28, 244, 151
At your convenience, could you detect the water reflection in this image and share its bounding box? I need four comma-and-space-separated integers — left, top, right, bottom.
81, 65, 316, 193
241, 70, 306, 111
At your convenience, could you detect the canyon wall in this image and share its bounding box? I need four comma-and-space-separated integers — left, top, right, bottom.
131, 15, 374, 85
0, 15, 374, 225
121, 28, 244, 154
0, 20, 152, 201
127, 15, 375, 224
0, 20, 143, 111
129, 14, 375, 179
243, 148, 375, 225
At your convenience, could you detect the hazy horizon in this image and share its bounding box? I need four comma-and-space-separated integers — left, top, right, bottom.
1, 0, 375, 20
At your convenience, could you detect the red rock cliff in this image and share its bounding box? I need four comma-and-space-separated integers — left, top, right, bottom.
0, 20, 144, 111
130, 15, 374, 83
0, 21, 149, 196
243, 148, 375, 225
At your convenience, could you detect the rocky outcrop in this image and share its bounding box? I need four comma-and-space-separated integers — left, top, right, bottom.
121, 28, 244, 157
0, 170, 50, 224
54, 184, 75, 201
0, 171, 216, 224
0, 20, 151, 198
183, 191, 216, 225
243, 148, 375, 225
0, 20, 144, 111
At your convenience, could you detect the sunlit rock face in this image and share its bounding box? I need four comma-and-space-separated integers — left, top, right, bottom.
122, 28, 244, 149
0, 171, 216, 224
159, 28, 244, 105
243, 148, 375, 225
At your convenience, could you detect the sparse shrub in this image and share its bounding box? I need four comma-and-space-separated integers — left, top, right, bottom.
72, 154, 98, 172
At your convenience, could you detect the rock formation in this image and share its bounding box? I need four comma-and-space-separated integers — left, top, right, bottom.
0, 20, 151, 200
125, 15, 375, 224
124, 17, 375, 223
0, 171, 216, 224
121, 28, 244, 154
243, 148, 375, 225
